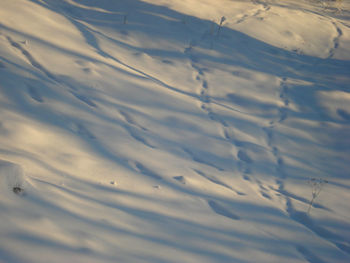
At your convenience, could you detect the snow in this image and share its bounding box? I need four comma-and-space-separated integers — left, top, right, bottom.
0, 0, 350, 262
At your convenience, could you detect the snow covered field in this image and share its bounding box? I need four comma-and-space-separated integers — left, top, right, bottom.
0, 0, 350, 262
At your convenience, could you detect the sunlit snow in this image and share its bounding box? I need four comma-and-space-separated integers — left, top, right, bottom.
0, 0, 350, 262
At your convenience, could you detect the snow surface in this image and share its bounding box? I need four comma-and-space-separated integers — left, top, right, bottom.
0, 0, 350, 262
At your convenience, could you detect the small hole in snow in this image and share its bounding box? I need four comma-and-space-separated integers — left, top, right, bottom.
13, 186, 23, 194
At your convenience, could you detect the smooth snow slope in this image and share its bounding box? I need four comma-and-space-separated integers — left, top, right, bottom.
0, 0, 350, 262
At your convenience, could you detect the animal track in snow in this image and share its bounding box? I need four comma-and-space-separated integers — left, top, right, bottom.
251, 0, 270, 9
280, 79, 289, 106
186, 39, 225, 127
262, 77, 290, 149
258, 77, 292, 205
278, 107, 288, 123
196, 72, 212, 113
235, 0, 270, 24
278, 77, 290, 122
185, 25, 261, 190
236, 14, 250, 24
242, 173, 251, 181
262, 126, 274, 148
221, 125, 256, 182
222, 127, 235, 142
328, 22, 343, 59
207, 200, 240, 220
192, 65, 229, 130
250, 178, 273, 200
262, 75, 350, 255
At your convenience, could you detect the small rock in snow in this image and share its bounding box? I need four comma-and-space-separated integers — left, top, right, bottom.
110, 181, 117, 186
